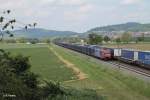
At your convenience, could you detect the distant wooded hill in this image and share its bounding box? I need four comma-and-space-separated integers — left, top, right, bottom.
11, 28, 78, 39
88, 22, 150, 32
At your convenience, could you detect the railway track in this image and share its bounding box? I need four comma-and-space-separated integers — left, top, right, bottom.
107, 61, 150, 77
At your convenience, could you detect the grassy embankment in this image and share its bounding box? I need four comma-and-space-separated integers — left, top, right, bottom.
51, 44, 150, 100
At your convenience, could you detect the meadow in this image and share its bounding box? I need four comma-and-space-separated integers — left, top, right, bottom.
0, 43, 76, 82
1, 43, 150, 100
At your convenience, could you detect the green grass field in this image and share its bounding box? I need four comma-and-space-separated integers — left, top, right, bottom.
0, 43, 76, 82
1, 43, 150, 100
0, 43, 47, 49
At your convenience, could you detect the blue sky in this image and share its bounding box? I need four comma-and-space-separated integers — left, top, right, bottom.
0, 0, 150, 32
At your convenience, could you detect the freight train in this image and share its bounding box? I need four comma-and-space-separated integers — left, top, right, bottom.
55, 42, 150, 69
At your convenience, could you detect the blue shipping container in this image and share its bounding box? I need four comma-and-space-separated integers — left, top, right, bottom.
138, 51, 150, 65
121, 50, 134, 60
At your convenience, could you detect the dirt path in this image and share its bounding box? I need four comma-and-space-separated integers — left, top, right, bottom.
48, 46, 87, 82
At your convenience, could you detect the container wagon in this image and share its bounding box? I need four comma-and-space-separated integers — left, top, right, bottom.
136, 51, 150, 69
119, 49, 136, 64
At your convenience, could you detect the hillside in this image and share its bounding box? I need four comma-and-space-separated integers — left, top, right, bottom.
11, 28, 78, 39
9, 22, 150, 39
88, 22, 150, 32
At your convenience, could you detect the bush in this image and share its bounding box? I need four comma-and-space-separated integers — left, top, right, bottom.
0, 50, 41, 100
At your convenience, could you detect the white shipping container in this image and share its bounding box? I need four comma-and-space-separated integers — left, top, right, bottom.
134, 51, 138, 61
114, 49, 122, 57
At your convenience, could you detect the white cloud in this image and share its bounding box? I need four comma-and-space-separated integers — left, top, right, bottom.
39, 0, 55, 5
64, 4, 94, 22
0, 0, 149, 32
58, 0, 85, 6
121, 0, 142, 5
79, 4, 93, 13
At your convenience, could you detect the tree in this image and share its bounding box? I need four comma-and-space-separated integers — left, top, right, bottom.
42, 81, 66, 99
42, 38, 51, 43
0, 10, 37, 42
88, 33, 103, 44
136, 33, 145, 43
17, 37, 27, 43
115, 37, 121, 43
103, 35, 110, 42
4, 39, 16, 43
10, 55, 31, 74
0, 50, 34, 100
121, 32, 132, 43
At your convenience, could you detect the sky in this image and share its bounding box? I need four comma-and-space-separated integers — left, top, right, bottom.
0, 0, 150, 32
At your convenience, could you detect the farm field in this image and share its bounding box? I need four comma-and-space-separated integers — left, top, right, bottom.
0, 43, 47, 49
104, 43, 150, 51
51, 44, 150, 100
0, 43, 76, 82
